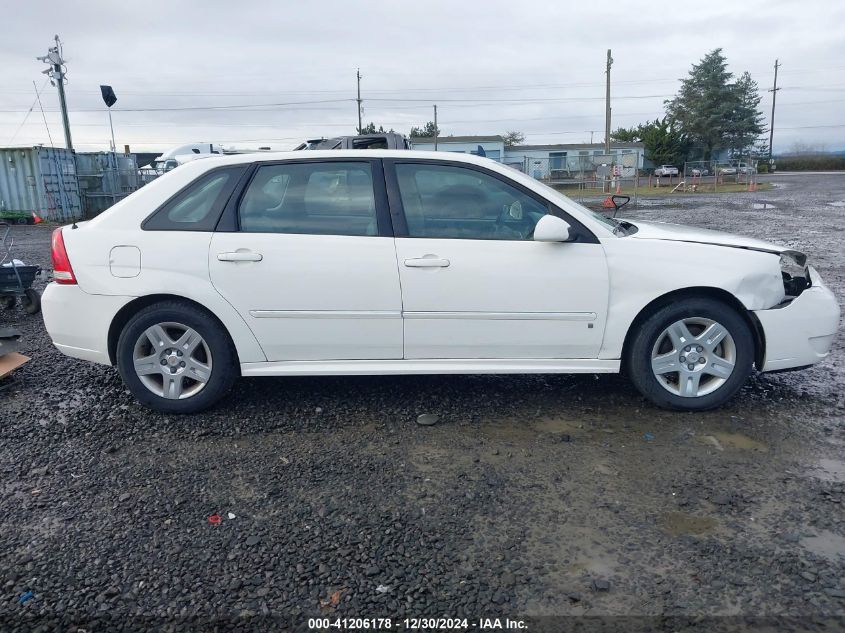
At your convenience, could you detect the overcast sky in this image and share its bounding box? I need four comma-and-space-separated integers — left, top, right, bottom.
1, 0, 843, 154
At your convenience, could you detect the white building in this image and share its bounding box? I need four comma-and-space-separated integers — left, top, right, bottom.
504, 143, 645, 181
409, 135, 506, 162
409, 136, 645, 182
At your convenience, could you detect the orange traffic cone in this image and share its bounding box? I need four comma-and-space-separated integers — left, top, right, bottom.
31, 212, 44, 224
602, 196, 615, 209
615, 179, 621, 194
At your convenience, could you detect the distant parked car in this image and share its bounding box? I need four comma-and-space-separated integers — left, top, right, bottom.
292, 138, 328, 151
691, 167, 709, 177
41, 151, 839, 414
654, 165, 679, 177
297, 133, 412, 151
737, 163, 757, 174
717, 165, 737, 175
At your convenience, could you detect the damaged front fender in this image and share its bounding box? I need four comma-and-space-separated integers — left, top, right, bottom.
733, 268, 787, 310
598, 238, 786, 359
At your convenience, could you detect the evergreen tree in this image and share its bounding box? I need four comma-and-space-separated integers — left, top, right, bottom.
666, 49, 765, 161
726, 72, 766, 160
665, 49, 734, 159
359, 122, 386, 134
409, 121, 440, 138
611, 118, 689, 166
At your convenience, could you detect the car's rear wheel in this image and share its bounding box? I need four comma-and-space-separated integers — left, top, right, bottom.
116, 301, 237, 413
625, 298, 754, 410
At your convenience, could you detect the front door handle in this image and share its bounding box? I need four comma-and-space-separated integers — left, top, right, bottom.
217, 251, 263, 262
404, 257, 450, 268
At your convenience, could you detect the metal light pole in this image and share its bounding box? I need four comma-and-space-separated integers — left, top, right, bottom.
100, 85, 119, 205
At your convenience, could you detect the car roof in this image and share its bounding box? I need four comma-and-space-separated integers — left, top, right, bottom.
188, 149, 497, 168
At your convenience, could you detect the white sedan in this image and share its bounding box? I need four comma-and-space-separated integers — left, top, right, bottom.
42, 151, 839, 413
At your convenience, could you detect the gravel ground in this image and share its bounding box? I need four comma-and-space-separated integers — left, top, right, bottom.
1, 173, 843, 632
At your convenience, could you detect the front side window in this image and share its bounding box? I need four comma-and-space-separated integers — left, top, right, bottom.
144, 167, 242, 231
239, 162, 377, 236
394, 163, 548, 240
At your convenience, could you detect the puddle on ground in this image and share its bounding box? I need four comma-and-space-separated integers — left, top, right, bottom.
659, 512, 718, 537
808, 458, 845, 483
827, 200, 845, 208
699, 432, 768, 452
752, 202, 778, 210
800, 530, 845, 562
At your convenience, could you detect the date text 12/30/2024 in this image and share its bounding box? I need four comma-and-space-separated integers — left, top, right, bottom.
308, 617, 528, 630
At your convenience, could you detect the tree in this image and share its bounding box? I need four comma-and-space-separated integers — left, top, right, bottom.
665, 49, 763, 161
609, 126, 640, 143
359, 122, 386, 134
725, 72, 765, 160
409, 121, 440, 138
503, 131, 525, 146
611, 118, 690, 166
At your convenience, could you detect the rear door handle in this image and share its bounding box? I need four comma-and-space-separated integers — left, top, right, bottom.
404, 257, 450, 268
217, 251, 263, 262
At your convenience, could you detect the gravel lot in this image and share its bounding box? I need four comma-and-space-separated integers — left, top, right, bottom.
1, 173, 843, 631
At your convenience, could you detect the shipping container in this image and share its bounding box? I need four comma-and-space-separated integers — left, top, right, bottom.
0, 146, 82, 223
75, 152, 140, 218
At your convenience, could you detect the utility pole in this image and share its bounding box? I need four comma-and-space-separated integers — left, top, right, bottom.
37, 35, 73, 150
433, 104, 438, 150
768, 59, 781, 163
604, 49, 612, 156
604, 49, 613, 192
356, 68, 363, 134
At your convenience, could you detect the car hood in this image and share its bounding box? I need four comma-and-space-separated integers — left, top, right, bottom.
623, 219, 806, 265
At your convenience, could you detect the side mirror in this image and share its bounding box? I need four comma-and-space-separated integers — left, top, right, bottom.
533, 215, 572, 242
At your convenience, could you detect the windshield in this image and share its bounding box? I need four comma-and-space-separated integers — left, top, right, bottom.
525, 178, 634, 236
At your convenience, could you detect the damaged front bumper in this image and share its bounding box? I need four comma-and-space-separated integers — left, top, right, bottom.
754, 267, 841, 372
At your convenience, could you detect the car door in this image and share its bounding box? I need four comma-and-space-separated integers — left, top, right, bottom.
208, 159, 403, 362
386, 159, 609, 359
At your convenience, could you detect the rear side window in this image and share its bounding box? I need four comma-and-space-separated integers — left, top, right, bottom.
239, 162, 378, 236
144, 166, 244, 231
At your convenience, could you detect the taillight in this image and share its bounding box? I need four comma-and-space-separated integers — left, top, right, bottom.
51, 228, 77, 285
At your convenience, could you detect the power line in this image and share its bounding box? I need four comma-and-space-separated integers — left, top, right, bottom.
5, 79, 48, 145
34, 80, 54, 148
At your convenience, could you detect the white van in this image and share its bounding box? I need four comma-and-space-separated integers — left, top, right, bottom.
152, 143, 224, 174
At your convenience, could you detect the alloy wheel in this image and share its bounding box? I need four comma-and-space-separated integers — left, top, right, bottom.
650, 317, 737, 398
132, 322, 212, 399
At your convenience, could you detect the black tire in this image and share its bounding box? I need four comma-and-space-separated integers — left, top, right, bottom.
21, 289, 41, 315
116, 301, 238, 414
625, 297, 754, 411
1, 295, 15, 310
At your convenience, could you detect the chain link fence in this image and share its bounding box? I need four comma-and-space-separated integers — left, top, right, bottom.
504, 151, 643, 203
677, 159, 760, 193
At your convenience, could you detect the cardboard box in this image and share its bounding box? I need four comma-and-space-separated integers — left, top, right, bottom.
0, 352, 29, 379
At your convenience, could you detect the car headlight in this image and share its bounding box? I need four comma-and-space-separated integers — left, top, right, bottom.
780, 252, 810, 297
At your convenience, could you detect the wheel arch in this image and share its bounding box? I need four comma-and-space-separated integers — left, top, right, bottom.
620, 286, 766, 372
107, 294, 242, 368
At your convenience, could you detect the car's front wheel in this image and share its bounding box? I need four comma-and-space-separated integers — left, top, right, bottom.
116, 301, 238, 413
625, 298, 754, 410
